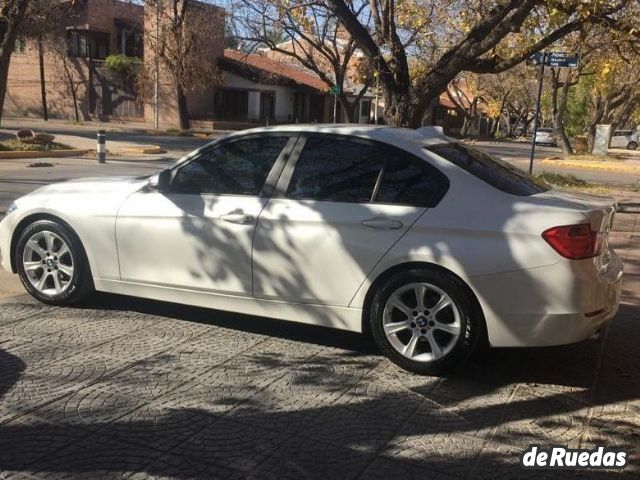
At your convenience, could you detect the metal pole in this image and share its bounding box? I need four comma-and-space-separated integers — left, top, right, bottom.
374, 76, 379, 124
333, 92, 337, 123
154, 1, 160, 130
97, 130, 106, 164
528, 52, 546, 174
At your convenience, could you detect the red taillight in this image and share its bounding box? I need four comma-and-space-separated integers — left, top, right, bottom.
542, 224, 601, 260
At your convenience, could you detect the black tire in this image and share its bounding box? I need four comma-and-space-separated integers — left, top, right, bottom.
627, 141, 638, 150
14, 219, 94, 305
369, 267, 484, 375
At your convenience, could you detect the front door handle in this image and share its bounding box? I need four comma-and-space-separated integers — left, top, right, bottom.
220, 213, 255, 225
361, 218, 403, 229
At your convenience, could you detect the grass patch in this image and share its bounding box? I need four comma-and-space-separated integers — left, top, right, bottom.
163, 128, 194, 137
536, 172, 589, 188
536, 171, 616, 195
0, 139, 72, 152
545, 153, 627, 162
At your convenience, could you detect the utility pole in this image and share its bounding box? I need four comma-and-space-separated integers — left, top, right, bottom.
154, 0, 160, 130
529, 52, 546, 174
374, 74, 379, 124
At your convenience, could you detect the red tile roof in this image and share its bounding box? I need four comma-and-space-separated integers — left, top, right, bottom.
223, 49, 329, 92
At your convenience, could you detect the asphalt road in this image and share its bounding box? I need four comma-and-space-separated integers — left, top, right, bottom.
473, 140, 640, 186
1, 138, 639, 213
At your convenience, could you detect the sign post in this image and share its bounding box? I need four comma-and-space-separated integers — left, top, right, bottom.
528, 52, 546, 174
526, 51, 580, 174
331, 84, 340, 123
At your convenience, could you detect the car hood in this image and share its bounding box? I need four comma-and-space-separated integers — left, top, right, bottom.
14, 176, 149, 215
24, 176, 148, 197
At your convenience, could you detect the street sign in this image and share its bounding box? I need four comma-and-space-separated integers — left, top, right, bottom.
330, 85, 341, 95
526, 51, 580, 68
526, 51, 580, 174
546, 52, 580, 68
526, 51, 545, 66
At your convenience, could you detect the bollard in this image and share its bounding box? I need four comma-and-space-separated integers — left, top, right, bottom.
97, 130, 106, 164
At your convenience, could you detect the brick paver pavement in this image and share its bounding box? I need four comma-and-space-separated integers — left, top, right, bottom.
0, 192, 639, 479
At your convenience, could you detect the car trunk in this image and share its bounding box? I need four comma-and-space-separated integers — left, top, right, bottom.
534, 190, 616, 269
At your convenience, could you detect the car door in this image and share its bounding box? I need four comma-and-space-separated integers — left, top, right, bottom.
116, 134, 296, 296
252, 134, 449, 306
610, 132, 624, 148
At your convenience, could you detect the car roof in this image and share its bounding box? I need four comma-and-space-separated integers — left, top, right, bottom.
221, 124, 451, 147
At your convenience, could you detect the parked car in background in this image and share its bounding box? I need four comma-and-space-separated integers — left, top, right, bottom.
0, 125, 623, 374
534, 127, 557, 146
610, 130, 639, 150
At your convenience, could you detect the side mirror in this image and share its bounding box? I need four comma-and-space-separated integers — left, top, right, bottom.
147, 169, 171, 191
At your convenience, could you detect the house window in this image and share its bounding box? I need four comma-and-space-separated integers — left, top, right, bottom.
68, 30, 89, 57
214, 89, 249, 121
117, 29, 143, 57
91, 33, 110, 59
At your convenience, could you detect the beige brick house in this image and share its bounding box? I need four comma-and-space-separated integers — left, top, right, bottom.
4, 0, 224, 127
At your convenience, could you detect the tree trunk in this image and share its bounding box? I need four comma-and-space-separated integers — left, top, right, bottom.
384, 90, 415, 127
550, 70, 573, 157
37, 35, 48, 121
490, 96, 508, 137
70, 85, 80, 123
338, 95, 357, 123
61, 60, 80, 123
176, 83, 190, 130
0, 0, 30, 125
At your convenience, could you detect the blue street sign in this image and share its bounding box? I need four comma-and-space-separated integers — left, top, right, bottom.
527, 51, 580, 68
546, 52, 580, 68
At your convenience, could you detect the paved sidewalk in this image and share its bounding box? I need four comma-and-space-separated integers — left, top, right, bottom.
0, 193, 639, 479
0, 119, 218, 158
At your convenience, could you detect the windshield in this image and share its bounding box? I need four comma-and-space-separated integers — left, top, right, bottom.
424, 142, 550, 196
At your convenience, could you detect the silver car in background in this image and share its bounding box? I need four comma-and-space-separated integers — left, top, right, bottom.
534, 128, 556, 146
610, 130, 639, 150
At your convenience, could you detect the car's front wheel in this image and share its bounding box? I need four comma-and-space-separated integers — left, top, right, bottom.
15, 219, 94, 305
627, 141, 638, 150
369, 268, 483, 374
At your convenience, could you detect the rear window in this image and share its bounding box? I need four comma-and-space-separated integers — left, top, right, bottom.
425, 142, 549, 196
537, 128, 553, 133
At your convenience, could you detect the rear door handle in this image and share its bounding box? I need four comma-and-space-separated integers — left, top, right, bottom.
219, 213, 255, 225
361, 218, 403, 229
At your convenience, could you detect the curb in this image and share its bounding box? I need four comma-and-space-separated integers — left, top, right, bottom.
0, 149, 91, 160
115, 145, 166, 155
541, 158, 640, 173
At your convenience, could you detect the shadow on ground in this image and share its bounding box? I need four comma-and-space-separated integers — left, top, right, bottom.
0, 293, 638, 479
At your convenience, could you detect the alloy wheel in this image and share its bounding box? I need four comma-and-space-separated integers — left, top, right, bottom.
22, 230, 74, 296
382, 282, 462, 362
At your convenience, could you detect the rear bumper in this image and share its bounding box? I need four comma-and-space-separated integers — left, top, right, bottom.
471, 249, 623, 347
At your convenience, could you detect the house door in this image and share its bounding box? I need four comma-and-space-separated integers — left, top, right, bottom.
260, 92, 275, 122
359, 99, 371, 124
293, 93, 306, 123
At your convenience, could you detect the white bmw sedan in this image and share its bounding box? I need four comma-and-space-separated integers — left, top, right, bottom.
0, 125, 623, 374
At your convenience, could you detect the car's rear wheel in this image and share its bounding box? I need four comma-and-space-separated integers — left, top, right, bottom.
15, 219, 94, 305
627, 141, 638, 150
370, 268, 483, 374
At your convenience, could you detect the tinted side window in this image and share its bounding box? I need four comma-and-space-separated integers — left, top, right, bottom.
286, 137, 383, 203
376, 152, 448, 207
172, 136, 288, 195
425, 143, 549, 196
